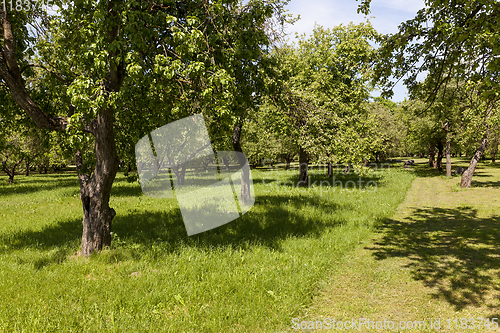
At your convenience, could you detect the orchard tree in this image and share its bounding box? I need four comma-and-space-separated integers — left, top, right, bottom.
271, 22, 378, 184
0, 0, 289, 256
488, 130, 499, 163
0, 126, 24, 184
367, 98, 406, 160
411, 79, 470, 176
400, 99, 446, 169
361, 0, 500, 188
241, 101, 299, 169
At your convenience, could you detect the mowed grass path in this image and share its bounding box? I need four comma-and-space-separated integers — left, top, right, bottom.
0, 165, 413, 332
305, 160, 500, 332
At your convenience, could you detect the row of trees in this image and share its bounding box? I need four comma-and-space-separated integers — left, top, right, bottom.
1, 0, 499, 255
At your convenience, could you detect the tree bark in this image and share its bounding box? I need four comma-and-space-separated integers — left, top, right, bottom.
327, 162, 333, 178
491, 141, 498, 163
428, 146, 435, 168
232, 122, 251, 204
445, 135, 452, 177
25, 158, 30, 176
461, 133, 488, 188
434, 141, 443, 172
77, 107, 120, 256
298, 146, 308, 187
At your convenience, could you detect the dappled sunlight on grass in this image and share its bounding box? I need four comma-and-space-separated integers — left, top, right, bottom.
373, 206, 500, 311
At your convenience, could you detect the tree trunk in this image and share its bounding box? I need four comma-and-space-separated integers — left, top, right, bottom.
445, 135, 452, 177
461, 133, 488, 188
298, 146, 308, 187
232, 122, 251, 204
171, 163, 186, 187
492, 142, 498, 163
428, 146, 435, 168
78, 107, 120, 256
434, 141, 443, 172
78, 1, 124, 256
25, 158, 30, 176
2, 156, 23, 184
327, 162, 333, 178
222, 157, 230, 171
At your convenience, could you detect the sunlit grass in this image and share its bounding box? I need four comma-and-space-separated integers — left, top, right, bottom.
0, 165, 414, 332
306, 159, 500, 332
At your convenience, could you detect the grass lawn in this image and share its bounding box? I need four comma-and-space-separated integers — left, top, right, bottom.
305, 158, 500, 332
0, 163, 413, 332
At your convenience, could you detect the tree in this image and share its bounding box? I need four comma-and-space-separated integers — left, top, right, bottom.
270, 23, 378, 184
0, 129, 24, 184
0, 0, 288, 256
367, 98, 406, 160
241, 104, 299, 169
363, 0, 500, 187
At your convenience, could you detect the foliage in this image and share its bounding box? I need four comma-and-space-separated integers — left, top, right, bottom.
366, 0, 500, 104
269, 22, 379, 166
367, 98, 406, 158
241, 102, 299, 167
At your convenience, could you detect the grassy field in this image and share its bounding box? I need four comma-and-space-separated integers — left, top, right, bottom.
0, 163, 413, 332
305, 158, 500, 332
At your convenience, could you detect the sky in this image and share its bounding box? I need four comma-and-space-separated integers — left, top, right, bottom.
283, 0, 426, 102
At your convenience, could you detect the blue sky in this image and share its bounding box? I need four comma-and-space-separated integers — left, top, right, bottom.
283, 0, 425, 102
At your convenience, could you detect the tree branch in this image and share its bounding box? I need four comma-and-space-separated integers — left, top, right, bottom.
0, 12, 68, 132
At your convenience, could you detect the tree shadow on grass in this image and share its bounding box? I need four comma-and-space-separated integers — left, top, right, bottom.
0, 218, 82, 254
0, 217, 82, 269
0, 174, 79, 197
370, 206, 500, 311
471, 180, 500, 188
0, 191, 349, 261
113, 193, 347, 252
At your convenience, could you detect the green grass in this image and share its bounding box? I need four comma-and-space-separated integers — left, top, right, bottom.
0, 165, 414, 332
305, 159, 500, 332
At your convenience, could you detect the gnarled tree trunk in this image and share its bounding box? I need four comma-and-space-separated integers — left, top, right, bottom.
77, 106, 120, 255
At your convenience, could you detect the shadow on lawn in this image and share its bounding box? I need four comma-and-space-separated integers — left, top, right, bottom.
113, 193, 346, 252
370, 206, 500, 311
0, 191, 348, 259
0, 168, 384, 267
0, 174, 79, 197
